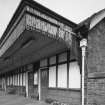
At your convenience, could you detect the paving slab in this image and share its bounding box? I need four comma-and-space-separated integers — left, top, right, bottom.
0, 91, 50, 105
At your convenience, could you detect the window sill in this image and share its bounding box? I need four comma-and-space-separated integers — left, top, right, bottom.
48, 87, 80, 92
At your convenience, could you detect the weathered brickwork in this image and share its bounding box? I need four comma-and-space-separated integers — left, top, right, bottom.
88, 19, 105, 74
87, 18, 105, 105
47, 89, 80, 105
87, 79, 105, 105
6, 86, 26, 96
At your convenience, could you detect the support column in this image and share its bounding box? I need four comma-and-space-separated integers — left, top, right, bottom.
38, 69, 41, 101
25, 72, 28, 97
4, 74, 7, 94
1, 77, 4, 90
80, 39, 87, 105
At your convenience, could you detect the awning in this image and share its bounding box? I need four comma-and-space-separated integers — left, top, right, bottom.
0, 3, 76, 73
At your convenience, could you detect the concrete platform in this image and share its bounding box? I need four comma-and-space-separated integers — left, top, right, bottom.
0, 91, 50, 105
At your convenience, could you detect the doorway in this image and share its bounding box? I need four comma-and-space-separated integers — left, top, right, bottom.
28, 71, 34, 98
41, 68, 48, 100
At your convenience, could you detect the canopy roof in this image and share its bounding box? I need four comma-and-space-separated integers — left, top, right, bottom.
0, 0, 78, 73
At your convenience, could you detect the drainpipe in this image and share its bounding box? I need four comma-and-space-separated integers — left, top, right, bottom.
80, 38, 87, 105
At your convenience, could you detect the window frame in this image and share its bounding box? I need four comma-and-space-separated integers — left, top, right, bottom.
34, 71, 38, 85
48, 66, 57, 88
57, 63, 67, 88
48, 51, 81, 90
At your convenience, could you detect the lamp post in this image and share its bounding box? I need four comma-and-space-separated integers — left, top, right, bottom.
80, 38, 87, 105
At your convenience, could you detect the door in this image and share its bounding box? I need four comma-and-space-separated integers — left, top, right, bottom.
33, 71, 39, 99
41, 68, 48, 100
28, 71, 34, 98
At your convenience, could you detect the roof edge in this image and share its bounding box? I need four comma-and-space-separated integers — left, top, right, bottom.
0, 0, 77, 45
74, 8, 105, 38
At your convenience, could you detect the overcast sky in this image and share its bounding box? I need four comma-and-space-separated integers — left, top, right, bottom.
0, 0, 105, 38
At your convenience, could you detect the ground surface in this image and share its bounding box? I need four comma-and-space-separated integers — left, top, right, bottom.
0, 91, 49, 105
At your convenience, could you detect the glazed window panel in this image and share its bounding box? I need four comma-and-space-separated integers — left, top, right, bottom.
10, 76, 12, 85
13, 75, 15, 85
49, 66, 56, 87
34, 72, 38, 85
69, 62, 80, 88
7, 77, 9, 85
14, 75, 16, 85
49, 56, 56, 65
58, 52, 67, 63
20, 73, 22, 86
15, 74, 18, 86
9, 77, 10, 85
18, 74, 20, 86
40, 59, 48, 67
23, 73, 26, 86
16, 74, 18, 86
13, 75, 15, 86
14, 75, 16, 86
8, 76, 9, 86
58, 64, 67, 88
7, 77, 8, 85
14, 75, 15, 86
11, 75, 13, 85
13, 75, 14, 86
15, 75, 16, 86
6, 77, 8, 85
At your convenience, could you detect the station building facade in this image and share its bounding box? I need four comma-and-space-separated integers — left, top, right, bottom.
0, 0, 105, 105
0, 0, 80, 105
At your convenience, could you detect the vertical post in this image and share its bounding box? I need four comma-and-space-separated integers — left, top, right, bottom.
38, 69, 41, 101
2, 77, 4, 90
80, 39, 87, 105
25, 72, 28, 97
4, 74, 7, 94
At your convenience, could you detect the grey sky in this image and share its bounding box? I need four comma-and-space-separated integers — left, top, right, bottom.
0, 0, 105, 38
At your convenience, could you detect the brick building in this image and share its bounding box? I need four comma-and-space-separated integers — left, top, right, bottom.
76, 9, 105, 105
0, 0, 105, 105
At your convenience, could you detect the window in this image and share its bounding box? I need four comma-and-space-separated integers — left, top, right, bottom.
12, 75, 13, 85
34, 72, 38, 85
58, 52, 67, 63
40, 59, 47, 67
13, 75, 15, 85
15, 75, 17, 86
15, 74, 18, 86
69, 62, 80, 88
23, 72, 26, 86
49, 66, 56, 87
16, 74, 18, 86
7, 77, 9, 86
18, 74, 20, 86
20, 73, 23, 86
10, 76, 12, 85
49, 56, 56, 65
58, 64, 67, 88
14, 74, 15, 86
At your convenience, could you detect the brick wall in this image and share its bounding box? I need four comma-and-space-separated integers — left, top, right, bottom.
47, 89, 81, 105
87, 18, 105, 105
6, 86, 26, 96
